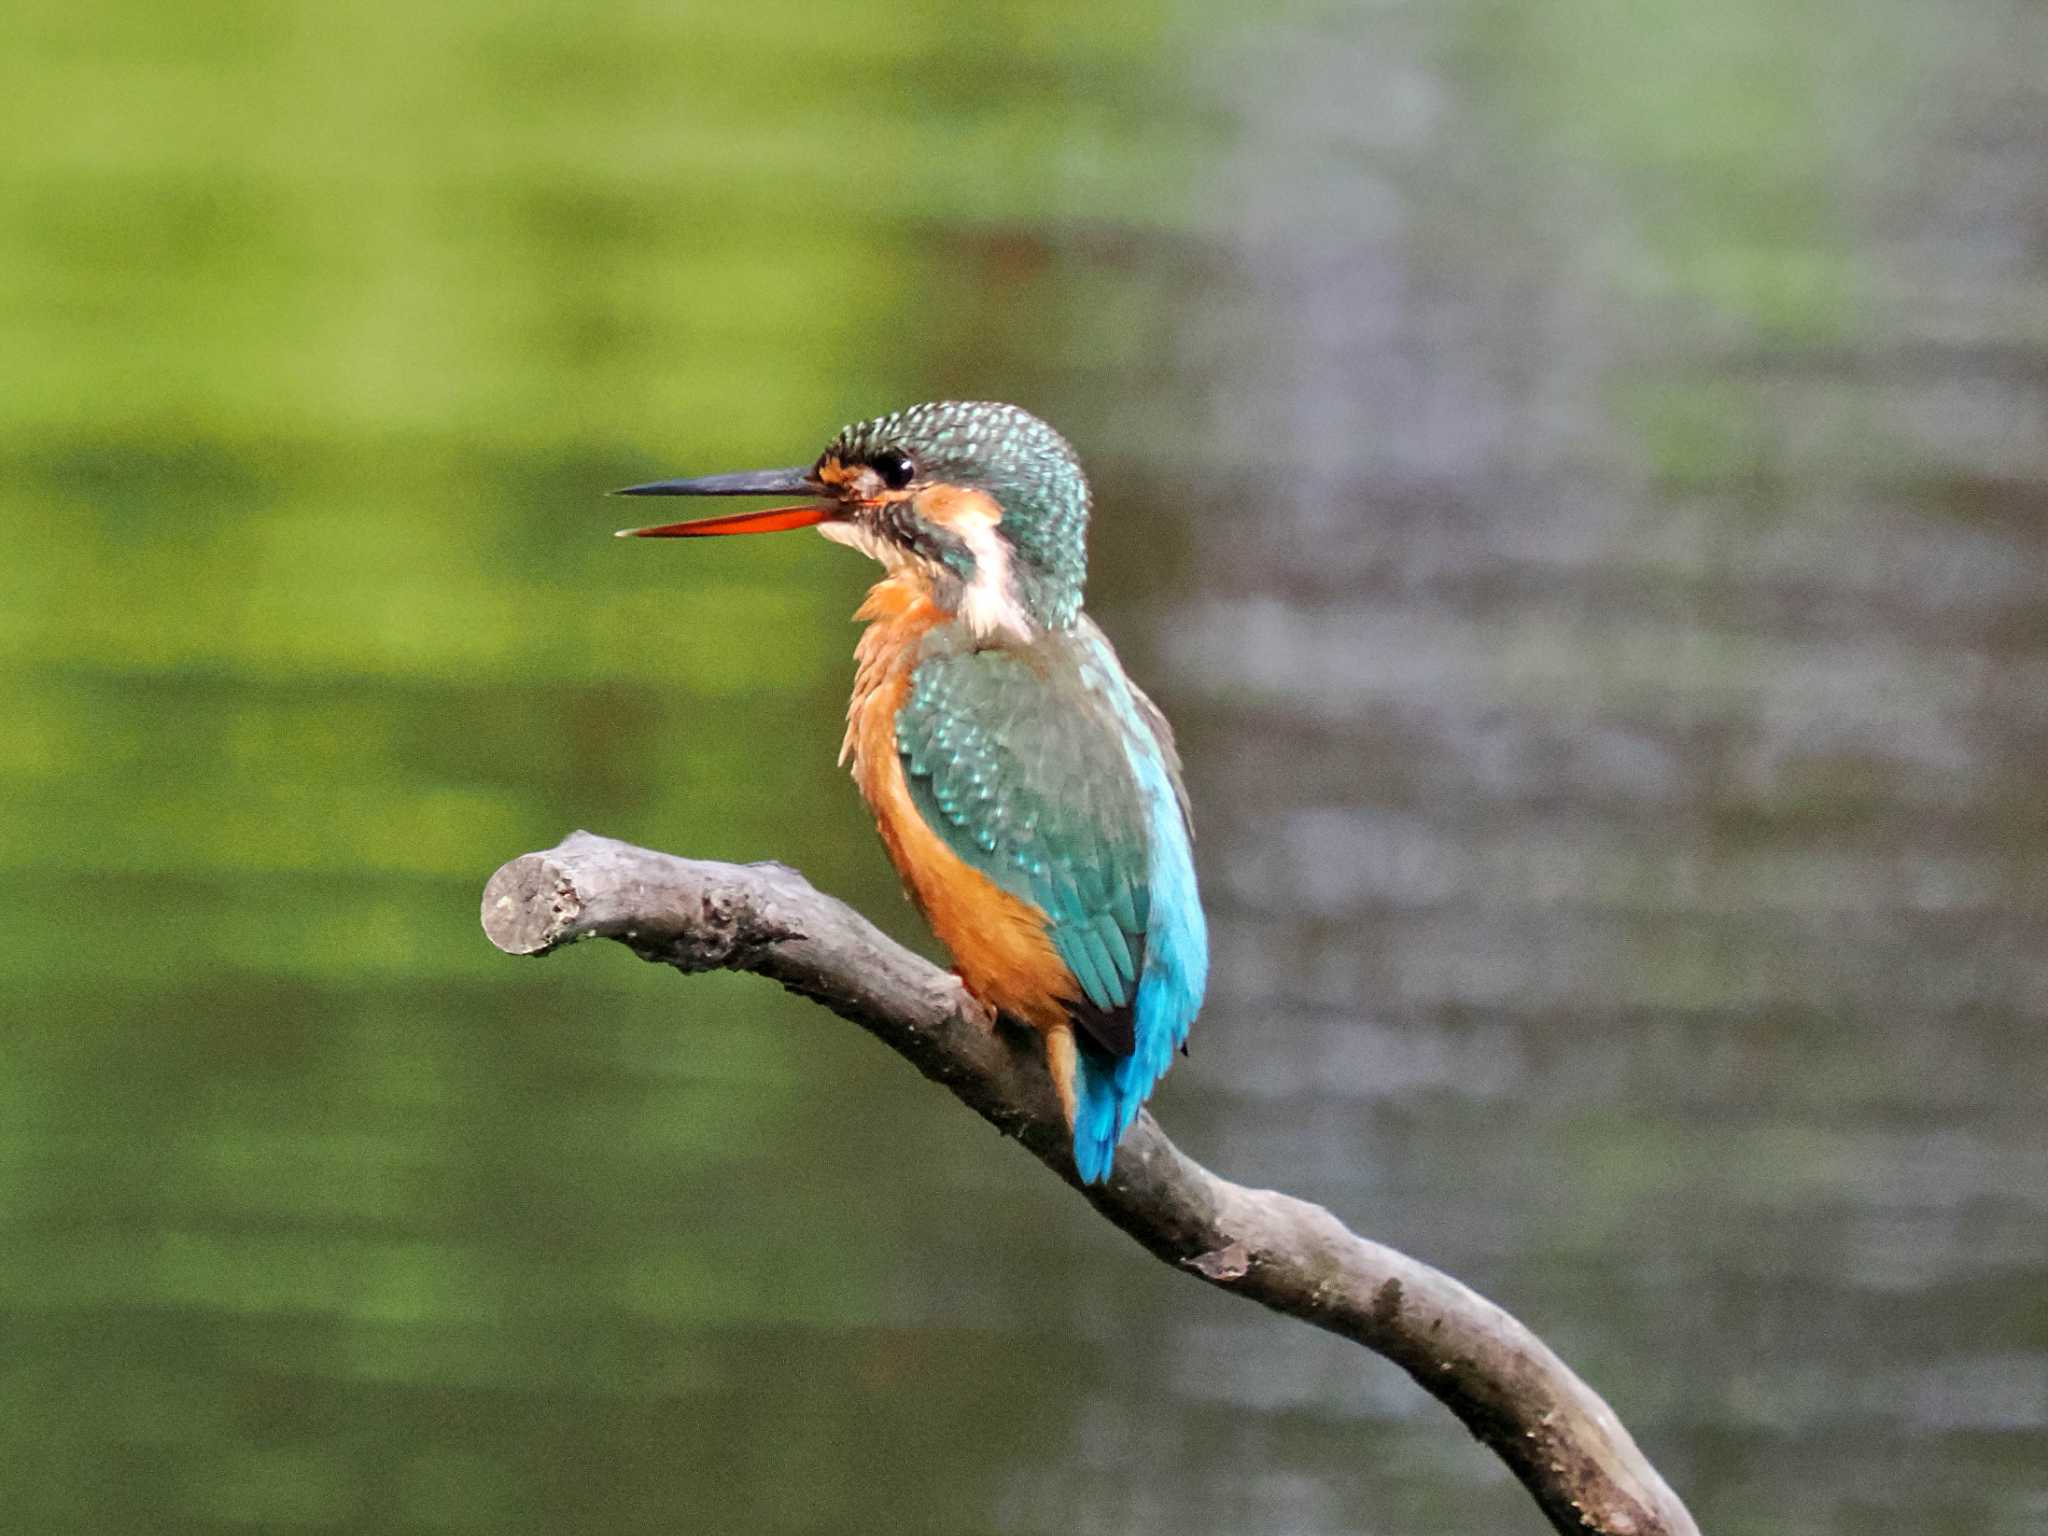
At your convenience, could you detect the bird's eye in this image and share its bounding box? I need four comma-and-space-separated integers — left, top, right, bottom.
873, 450, 916, 491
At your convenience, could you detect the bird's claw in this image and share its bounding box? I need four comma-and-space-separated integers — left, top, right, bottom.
953, 974, 997, 1031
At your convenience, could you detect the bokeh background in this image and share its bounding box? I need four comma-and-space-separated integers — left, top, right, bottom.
5, 1, 2046, 1532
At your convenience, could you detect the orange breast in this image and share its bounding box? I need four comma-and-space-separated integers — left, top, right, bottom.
844, 577, 1077, 1033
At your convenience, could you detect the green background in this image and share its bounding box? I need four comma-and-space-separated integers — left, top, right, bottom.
4, 1, 2045, 1532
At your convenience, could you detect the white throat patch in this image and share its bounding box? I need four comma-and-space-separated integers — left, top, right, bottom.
818, 518, 906, 570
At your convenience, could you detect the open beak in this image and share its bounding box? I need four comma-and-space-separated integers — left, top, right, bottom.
611, 466, 837, 538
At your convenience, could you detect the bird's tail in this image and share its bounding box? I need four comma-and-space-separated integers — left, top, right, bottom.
1072, 1015, 1180, 1185
1071, 1042, 1127, 1185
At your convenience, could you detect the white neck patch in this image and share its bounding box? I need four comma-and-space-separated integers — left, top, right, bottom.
950, 513, 1034, 645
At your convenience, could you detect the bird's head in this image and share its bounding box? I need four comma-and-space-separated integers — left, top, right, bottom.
617, 401, 1091, 639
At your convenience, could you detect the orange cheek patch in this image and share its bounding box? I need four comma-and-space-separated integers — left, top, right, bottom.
913, 484, 1004, 530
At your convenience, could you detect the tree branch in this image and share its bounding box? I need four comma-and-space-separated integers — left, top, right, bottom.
482, 831, 1699, 1536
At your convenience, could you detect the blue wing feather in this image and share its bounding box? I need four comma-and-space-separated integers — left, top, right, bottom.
1072, 698, 1207, 1183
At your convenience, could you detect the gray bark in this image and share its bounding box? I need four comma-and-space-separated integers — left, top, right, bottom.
482, 830, 1700, 1536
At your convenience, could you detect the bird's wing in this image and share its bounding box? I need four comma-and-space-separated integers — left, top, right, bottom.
895, 640, 1153, 1058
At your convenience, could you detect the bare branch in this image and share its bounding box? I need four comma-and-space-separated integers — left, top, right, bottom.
482, 831, 1700, 1536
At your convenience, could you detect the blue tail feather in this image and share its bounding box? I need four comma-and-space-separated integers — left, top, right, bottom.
1072, 1043, 1124, 1186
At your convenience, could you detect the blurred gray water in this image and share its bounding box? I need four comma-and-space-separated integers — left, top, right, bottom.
4, 0, 2045, 1532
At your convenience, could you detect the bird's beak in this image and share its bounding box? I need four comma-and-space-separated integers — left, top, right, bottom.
611, 466, 837, 538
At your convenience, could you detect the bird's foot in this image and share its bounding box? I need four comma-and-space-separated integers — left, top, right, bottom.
953, 975, 997, 1031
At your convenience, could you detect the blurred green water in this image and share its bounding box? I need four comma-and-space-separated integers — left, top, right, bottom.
6, 0, 2048, 1533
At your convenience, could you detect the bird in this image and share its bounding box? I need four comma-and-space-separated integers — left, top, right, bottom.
614, 401, 1207, 1185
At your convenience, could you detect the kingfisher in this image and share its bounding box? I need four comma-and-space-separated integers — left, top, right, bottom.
614, 401, 1207, 1185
